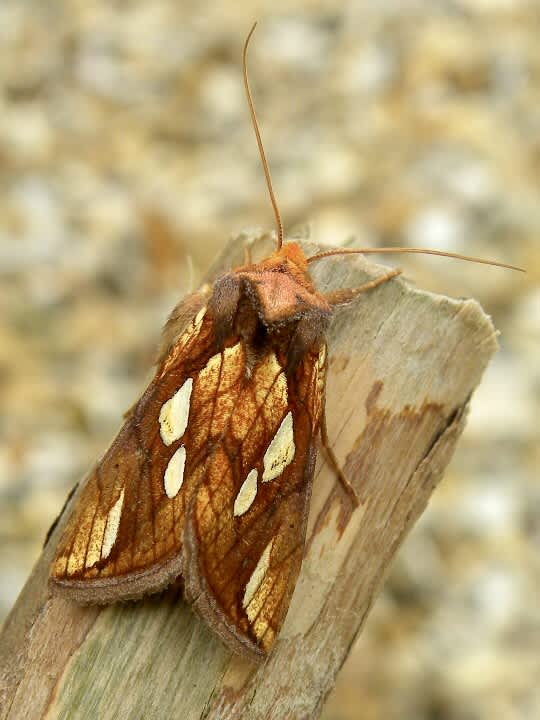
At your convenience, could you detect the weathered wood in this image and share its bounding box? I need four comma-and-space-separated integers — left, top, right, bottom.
0, 233, 498, 720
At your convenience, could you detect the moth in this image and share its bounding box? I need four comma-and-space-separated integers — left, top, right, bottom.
49, 23, 522, 660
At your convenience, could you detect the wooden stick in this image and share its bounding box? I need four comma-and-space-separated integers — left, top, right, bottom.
0, 233, 498, 720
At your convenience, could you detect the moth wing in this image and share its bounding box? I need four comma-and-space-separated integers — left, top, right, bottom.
50, 292, 215, 603
183, 342, 326, 658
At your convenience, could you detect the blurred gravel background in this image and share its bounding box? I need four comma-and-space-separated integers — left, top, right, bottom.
0, 2, 539, 719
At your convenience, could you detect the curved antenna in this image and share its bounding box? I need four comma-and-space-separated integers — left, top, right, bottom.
243, 22, 284, 250
306, 246, 524, 272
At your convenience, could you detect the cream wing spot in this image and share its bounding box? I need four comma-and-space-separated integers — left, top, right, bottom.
262, 411, 295, 482
101, 489, 125, 560
159, 378, 193, 446
243, 539, 274, 620
164, 445, 186, 498
233, 469, 258, 517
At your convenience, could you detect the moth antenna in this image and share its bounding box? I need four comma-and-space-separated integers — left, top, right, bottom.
243, 21, 284, 251
306, 246, 524, 272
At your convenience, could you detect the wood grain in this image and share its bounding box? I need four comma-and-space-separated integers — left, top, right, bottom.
0, 233, 498, 720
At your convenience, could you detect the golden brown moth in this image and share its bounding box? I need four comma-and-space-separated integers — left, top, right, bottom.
49, 23, 523, 661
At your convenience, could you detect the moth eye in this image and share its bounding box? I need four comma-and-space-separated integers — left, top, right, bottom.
262, 411, 295, 482
163, 445, 187, 498
159, 378, 193, 446
242, 538, 274, 619
233, 468, 258, 517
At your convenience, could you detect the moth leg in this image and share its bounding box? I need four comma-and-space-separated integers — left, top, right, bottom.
319, 400, 359, 508
324, 268, 402, 306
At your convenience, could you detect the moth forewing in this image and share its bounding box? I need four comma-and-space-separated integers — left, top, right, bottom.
181, 313, 326, 660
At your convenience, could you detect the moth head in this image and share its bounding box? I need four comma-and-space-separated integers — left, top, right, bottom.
253, 242, 308, 276
276, 242, 307, 271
